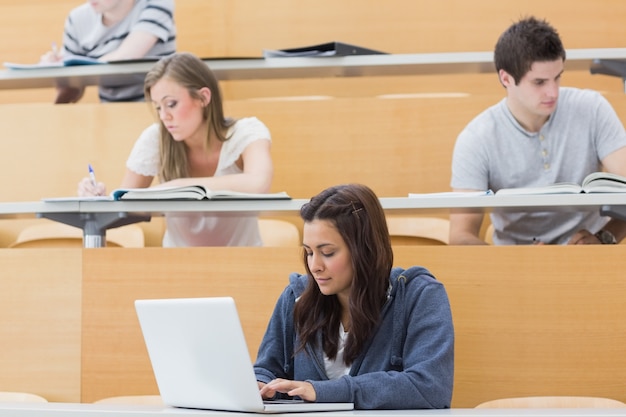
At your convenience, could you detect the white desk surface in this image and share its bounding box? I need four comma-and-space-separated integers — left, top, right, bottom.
0, 403, 625, 417
2, 194, 625, 246
2, 194, 626, 218
1, 48, 624, 90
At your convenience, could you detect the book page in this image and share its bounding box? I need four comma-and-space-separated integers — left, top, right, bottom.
582, 172, 626, 193
111, 186, 291, 201
42, 196, 113, 202
495, 183, 583, 195
408, 190, 493, 198
112, 185, 206, 200
4, 55, 103, 70
206, 190, 291, 200
4, 61, 63, 70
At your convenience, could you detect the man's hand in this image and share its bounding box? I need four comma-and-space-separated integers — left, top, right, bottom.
567, 229, 601, 245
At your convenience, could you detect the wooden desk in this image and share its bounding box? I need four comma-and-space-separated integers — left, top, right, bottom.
1, 48, 625, 91
2, 246, 626, 405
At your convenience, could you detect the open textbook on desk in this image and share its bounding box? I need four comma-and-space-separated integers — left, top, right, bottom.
111, 186, 290, 201
408, 190, 494, 198
4, 56, 103, 69
495, 172, 626, 195
4, 56, 161, 70
44, 187, 291, 202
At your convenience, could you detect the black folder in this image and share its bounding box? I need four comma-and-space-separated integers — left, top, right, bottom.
263, 41, 387, 58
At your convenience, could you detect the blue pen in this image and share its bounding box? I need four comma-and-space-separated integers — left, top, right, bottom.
88, 164, 97, 187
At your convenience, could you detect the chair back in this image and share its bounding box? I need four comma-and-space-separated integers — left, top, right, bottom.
475, 396, 626, 408
9, 221, 145, 248
484, 222, 494, 245
93, 395, 163, 405
0, 391, 48, 403
259, 219, 300, 247
386, 216, 450, 245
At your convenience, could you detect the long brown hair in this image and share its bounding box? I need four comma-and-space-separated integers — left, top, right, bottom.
294, 184, 393, 365
143, 52, 235, 182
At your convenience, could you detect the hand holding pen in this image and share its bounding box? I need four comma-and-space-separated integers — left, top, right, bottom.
39, 42, 63, 64
77, 164, 106, 196
89, 164, 98, 187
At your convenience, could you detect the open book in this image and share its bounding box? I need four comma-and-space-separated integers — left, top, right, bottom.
409, 190, 494, 198
4, 55, 103, 70
495, 172, 626, 195
43, 187, 291, 202
3, 56, 162, 70
110, 186, 291, 201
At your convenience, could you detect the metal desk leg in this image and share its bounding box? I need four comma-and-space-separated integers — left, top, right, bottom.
589, 59, 626, 93
82, 215, 106, 248
39, 212, 151, 248
600, 205, 626, 222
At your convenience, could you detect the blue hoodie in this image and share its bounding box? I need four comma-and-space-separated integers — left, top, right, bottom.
254, 266, 454, 409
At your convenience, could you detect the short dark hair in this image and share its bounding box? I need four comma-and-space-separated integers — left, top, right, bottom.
494, 16, 566, 84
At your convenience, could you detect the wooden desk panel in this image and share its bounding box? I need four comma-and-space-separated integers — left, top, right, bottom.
5, 0, 626, 63
4, 93, 626, 203
226, 95, 496, 198
80, 246, 626, 406
0, 249, 82, 402
80, 247, 303, 402
3, 0, 626, 104
422, 246, 626, 407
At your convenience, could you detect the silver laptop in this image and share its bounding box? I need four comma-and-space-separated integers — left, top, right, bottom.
135, 297, 354, 413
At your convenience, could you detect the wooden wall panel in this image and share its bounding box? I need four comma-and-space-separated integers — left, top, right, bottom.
5, 93, 626, 202
0, 102, 152, 203
1, 0, 626, 103
3, 0, 626, 62
79, 246, 626, 406
176, 0, 626, 57
80, 247, 303, 402
0, 249, 82, 402
1, 245, 624, 404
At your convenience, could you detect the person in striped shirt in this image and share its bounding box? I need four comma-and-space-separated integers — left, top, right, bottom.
42, 0, 176, 103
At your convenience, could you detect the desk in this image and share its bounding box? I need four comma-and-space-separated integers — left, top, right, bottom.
590, 59, 626, 92
2, 246, 625, 404
1, 48, 625, 91
2, 194, 626, 247
0, 403, 625, 417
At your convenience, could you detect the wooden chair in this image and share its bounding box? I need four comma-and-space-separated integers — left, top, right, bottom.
386, 216, 450, 245
9, 221, 145, 248
483, 222, 494, 245
258, 219, 300, 247
475, 396, 626, 408
0, 391, 48, 402
93, 395, 163, 405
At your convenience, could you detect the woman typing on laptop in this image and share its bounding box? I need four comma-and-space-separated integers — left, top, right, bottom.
255, 184, 454, 409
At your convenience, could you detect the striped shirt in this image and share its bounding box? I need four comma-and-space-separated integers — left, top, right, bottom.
62, 0, 176, 102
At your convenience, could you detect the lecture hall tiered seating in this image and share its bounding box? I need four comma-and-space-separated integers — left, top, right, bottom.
1, 0, 626, 407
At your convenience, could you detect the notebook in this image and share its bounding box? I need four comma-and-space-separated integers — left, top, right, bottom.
135, 297, 354, 413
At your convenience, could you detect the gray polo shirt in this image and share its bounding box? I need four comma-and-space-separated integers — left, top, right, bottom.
451, 87, 626, 244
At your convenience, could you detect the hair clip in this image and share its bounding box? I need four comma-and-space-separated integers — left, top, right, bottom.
351, 201, 363, 215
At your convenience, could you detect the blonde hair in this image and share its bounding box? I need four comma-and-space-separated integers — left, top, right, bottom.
144, 52, 235, 182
